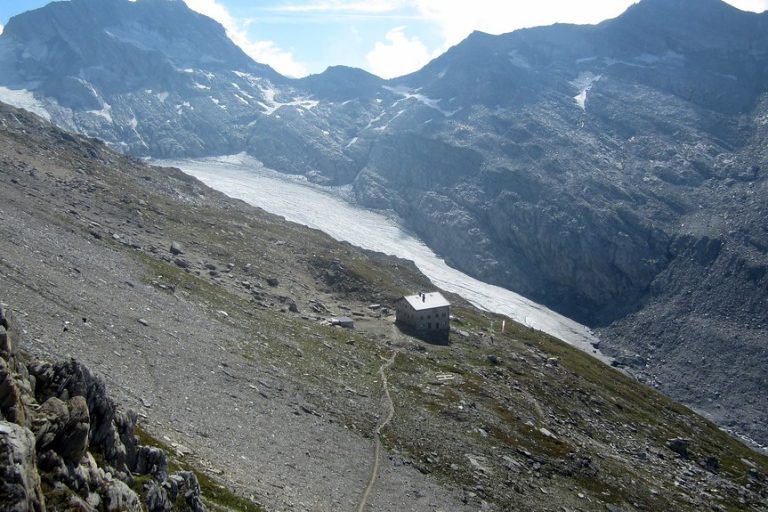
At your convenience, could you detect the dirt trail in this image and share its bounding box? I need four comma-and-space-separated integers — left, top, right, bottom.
355, 350, 398, 512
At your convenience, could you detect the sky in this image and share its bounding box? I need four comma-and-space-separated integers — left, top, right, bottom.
1, 0, 768, 79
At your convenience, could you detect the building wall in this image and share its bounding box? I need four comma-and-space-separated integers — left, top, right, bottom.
396, 302, 450, 332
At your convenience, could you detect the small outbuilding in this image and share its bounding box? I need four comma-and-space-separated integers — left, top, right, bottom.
395, 291, 450, 340
330, 316, 355, 329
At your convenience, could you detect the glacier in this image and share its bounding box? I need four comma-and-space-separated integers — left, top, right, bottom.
158, 154, 607, 362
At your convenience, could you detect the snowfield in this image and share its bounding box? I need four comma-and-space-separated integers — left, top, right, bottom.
0, 86, 51, 121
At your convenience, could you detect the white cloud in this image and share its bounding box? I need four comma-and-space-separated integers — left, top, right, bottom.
184, 0, 308, 77
726, 0, 768, 11
414, 1, 641, 52
272, 0, 405, 13
413, 0, 768, 53
244, 39, 308, 77
366, 26, 433, 79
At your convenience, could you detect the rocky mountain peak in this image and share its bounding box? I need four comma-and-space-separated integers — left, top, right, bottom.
299, 65, 384, 101
0, 0, 280, 106
628, 0, 737, 14
605, 0, 767, 47
3, 0, 256, 71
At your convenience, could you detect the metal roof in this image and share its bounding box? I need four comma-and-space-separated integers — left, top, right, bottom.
401, 292, 450, 311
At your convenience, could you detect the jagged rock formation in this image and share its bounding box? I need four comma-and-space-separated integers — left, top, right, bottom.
0, 309, 205, 512
0, 0, 766, 452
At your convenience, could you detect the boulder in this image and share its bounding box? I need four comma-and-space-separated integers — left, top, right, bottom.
145, 481, 171, 512
704, 455, 720, 473
54, 396, 90, 463
28, 359, 127, 471
0, 358, 27, 425
0, 331, 13, 360
57, 493, 97, 512
169, 241, 185, 255
31, 397, 69, 452
135, 446, 169, 480
611, 354, 648, 369
0, 305, 7, 333
666, 438, 691, 458
115, 409, 139, 470
0, 422, 45, 512
105, 480, 142, 512
163, 471, 205, 512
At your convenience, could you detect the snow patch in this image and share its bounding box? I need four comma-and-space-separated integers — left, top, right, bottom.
257, 83, 318, 116
210, 97, 226, 110
231, 82, 254, 100
364, 112, 385, 130
375, 109, 406, 132
508, 50, 531, 69
345, 136, 359, 148
570, 72, 602, 111
0, 87, 51, 121
156, 92, 169, 103
383, 85, 459, 117
637, 51, 684, 66
87, 102, 113, 123
193, 82, 211, 91
576, 56, 599, 65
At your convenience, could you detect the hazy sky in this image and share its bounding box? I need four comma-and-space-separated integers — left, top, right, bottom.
1, 0, 767, 78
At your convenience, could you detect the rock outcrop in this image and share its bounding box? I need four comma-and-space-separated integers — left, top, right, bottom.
0, 306, 206, 512
0, 422, 45, 512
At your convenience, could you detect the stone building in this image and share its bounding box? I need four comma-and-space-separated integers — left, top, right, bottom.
395, 292, 450, 339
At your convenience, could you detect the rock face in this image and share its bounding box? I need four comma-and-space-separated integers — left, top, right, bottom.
0, 357, 28, 425
0, 307, 206, 512
0, 0, 767, 445
0, 422, 45, 512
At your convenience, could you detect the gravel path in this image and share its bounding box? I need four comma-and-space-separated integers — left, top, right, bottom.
356, 351, 398, 512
